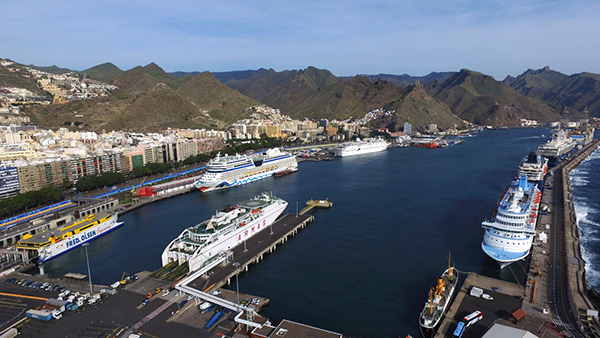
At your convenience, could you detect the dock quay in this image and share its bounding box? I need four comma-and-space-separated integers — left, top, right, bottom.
434, 139, 600, 338
300, 199, 332, 215
182, 213, 314, 292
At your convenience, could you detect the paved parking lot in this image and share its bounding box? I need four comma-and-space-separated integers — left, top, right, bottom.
449, 286, 522, 338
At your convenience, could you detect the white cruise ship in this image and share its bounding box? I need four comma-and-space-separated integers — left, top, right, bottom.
17, 212, 124, 262
481, 176, 541, 269
517, 152, 549, 182
536, 129, 576, 158
194, 148, 297, 192
161, 193, 287, 272
333, 137, 390, 157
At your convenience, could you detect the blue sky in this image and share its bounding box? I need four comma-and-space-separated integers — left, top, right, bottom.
2, 0, 599, 80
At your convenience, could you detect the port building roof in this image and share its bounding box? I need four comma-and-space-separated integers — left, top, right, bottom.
482, 323, 537, 338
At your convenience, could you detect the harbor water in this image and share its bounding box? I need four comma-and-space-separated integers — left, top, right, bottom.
41, 128, 571, 337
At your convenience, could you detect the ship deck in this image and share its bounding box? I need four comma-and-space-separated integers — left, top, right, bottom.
16, 212, 114, 247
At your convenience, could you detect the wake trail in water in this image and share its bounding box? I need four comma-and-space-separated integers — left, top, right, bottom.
571, 146, 600, 290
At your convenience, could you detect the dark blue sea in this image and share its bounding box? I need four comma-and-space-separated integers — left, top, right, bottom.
41, 128, 590, 337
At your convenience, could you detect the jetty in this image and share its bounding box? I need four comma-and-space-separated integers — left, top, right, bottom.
435, 139, 600, 338
300, 199, 333, 215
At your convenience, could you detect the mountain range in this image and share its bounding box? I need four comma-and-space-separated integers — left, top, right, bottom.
4, 59, 600, 133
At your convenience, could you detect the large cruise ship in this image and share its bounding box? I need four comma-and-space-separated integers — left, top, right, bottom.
161, 193, 287, 272
517, 152, 549, 182
536, 129, 576, 158
419, 256, 458, 329
481, 176, 541, 269
333, 137, 390, 157
194, 148, 297, 192
16, 212, 124, 262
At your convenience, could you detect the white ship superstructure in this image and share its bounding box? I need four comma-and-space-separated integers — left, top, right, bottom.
537, 129, 576, 158
481, 176, 541, 269
17, 212, 124, 262
333, 137, 390, 157
194, 148, 297, 192
161, 193, 287, 272
517, 152, 549, 182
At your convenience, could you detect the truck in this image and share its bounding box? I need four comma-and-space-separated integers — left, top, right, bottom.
51, 309, 62, 320
26, 309, 52, 321
470, 286, 483, 298
0, 328, 20, 338
46, 298, 68, 312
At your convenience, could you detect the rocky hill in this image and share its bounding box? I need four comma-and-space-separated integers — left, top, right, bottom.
341, 72, 455, 87
505, 67, 600, 116
223, 66, 462, 130
0, 60, 50, 97
22, 63, 258, 132
81, 62, 123, 83
374, 82, 463, 132
426, 69, 562, 126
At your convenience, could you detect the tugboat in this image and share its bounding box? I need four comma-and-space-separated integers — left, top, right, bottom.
273, 167, 298, 178
419, 254, 459, 330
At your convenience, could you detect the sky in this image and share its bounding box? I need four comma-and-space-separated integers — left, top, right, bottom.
2, 0, 599, 80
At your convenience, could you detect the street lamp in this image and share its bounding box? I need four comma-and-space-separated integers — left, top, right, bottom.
82, 243, 93, 295
233, 262, 240, 312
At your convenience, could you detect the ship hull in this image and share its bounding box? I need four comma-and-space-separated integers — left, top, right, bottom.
333, 138, 389, 157
481, 176, 541, 269
38, 214, 124, 262
194, 150, 297, 192
195, 169, 282, 192
161, 195, 287, 272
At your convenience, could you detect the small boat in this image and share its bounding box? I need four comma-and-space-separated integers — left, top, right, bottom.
273, 167, 298, 178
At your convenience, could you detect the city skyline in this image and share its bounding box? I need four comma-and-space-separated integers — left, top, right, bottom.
2, 1, 600, 80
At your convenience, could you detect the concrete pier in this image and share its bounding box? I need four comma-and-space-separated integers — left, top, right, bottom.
434, 139, 600, 338
186, 213, 314, 293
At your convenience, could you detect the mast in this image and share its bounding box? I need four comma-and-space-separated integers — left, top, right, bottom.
448, 251, 452, 277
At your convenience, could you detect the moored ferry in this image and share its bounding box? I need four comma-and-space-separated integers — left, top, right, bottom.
419, 255, 459, 329
161, 193, 287, 272
194, 148, 297, 192
16, 212, 124, 262
481, 176, 541, 269
536, 129, 576, 158
333, 137, 390, 157
517, 152, 548, 182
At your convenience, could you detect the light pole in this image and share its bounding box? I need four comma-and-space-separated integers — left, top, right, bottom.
233, 262, 240, 312
83, 243, 93, 295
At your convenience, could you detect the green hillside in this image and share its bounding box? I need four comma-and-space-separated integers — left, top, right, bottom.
427, 69, 561, 126
22, 63, 258, 132
82, 62, 123, 83
0, 60, 50, 97
506, 67, 600, 116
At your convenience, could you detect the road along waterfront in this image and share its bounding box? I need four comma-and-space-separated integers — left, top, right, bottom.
35, 128, 563, 337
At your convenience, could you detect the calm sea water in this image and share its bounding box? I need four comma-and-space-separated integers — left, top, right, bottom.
41, 128, 559, 337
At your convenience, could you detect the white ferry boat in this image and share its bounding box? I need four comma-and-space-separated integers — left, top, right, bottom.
536, 129, 576, 158
16, 212, 124, 262
481, 176, 541, 269
333, 137, 389, 157
194, 148, 297, 192
517, 152, 549, 182
161, 193, 287, 272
